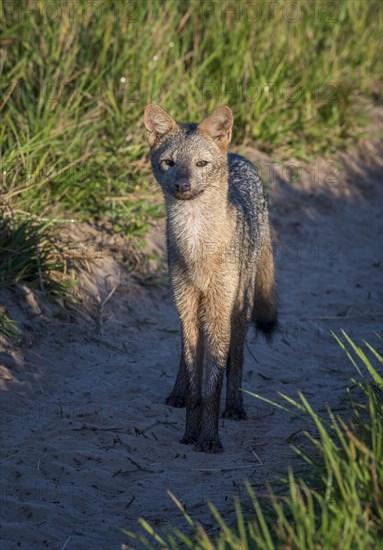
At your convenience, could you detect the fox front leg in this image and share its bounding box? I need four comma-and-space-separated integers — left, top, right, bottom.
194, 288, 235, 453
172, 287, 204, 445
194, 358, 225, 453
179, 324, 204, 445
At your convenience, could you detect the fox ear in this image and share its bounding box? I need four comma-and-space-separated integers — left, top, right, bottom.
198, 106, 233, 150
144, 104, 178, 148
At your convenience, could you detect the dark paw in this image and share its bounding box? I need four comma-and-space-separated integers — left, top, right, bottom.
194, 438, 224, 454
221, 407, 247, 420
179, 435, 197, 445
166, 395, 186, 408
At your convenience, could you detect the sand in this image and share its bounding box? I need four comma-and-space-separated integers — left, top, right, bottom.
1, 132, 382, 549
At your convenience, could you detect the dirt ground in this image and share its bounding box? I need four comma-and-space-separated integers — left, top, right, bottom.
1, 129, 382, 549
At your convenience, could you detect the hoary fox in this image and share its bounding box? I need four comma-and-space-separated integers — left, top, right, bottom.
144, 104, 277, 453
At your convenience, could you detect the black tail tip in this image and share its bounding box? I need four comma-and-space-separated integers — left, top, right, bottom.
256, 316, 279, 344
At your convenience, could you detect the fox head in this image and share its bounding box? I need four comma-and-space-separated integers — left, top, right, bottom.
144, 104, 233, 201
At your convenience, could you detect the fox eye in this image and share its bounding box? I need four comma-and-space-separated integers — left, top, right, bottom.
196, 160, 208, 167
160, 158, 175, 168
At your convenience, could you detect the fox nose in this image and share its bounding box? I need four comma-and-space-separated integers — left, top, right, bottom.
175, 180, 190, 193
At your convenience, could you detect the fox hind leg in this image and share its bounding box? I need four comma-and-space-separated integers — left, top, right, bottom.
166, 351, 186, 408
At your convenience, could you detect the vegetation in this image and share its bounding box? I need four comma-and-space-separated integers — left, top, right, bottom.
0, 213, 66, 293
1, 0, 382, 235
124, 332, 383, 549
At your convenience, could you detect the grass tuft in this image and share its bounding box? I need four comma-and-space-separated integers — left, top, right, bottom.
0, 213, 66, 294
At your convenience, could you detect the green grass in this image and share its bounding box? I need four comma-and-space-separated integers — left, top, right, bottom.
0, 209, 71, 335
0, 310, 20, 338
124, 332, 383, 549
0, 213, 67, 293
1, 0, 382, 233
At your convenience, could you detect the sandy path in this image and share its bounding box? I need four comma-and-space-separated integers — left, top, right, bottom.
1, 137, 382, 549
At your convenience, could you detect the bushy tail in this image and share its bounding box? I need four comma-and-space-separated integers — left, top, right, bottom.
253, 227, 278, 343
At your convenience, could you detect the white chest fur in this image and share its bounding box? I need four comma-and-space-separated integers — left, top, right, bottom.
168, 201, 211, 262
